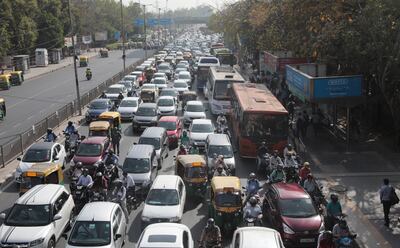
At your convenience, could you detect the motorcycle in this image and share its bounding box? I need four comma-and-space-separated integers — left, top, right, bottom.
256, 153, 271, 173
64, 132, 81, 158
86, 72, 92, 80
337, 235, 357, 248
104, 163, 119, 184
285, 166, 300, 183
243, 215, 263, 227
73, 185, 90, 214
90, 190, 106, 202
126, 192, 138, 213
311, 186, 328, 209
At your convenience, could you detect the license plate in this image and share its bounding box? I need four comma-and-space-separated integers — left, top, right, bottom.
75, 191, 81, 194
300, 238, 314, 243
247, 222, 254, 226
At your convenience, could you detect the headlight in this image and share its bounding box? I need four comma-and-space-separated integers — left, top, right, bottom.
29, 238, 45, 247
169, 216, 180, 222
319, 222, 325, 232
141, 216, 150, 222
282, 223, 295, 234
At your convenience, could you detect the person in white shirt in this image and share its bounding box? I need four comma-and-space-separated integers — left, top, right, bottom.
77, 169, 93, 188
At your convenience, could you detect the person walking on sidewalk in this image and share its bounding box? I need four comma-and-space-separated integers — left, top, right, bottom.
111, 126, 122, 155
379, 178, 398, 227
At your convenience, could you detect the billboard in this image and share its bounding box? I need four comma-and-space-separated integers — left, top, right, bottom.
264, 51, 306, 74
313, 76, 363, 100
95, 31, 108, 41
286, 65, 311, 101
82, 35, 92, 44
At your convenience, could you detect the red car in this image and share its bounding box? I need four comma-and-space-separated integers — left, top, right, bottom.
262, 182, 324, 247
71, 136, 111, 174
158, 116, 182, 149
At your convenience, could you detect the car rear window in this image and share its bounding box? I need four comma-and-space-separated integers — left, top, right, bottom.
200, 58, 218, 64
148, 235, 177, 243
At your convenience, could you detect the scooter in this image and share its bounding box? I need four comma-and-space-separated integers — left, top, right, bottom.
86, 72, 92, 80
243, 214, 263, 227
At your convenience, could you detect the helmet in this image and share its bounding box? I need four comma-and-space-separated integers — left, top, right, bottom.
249, 197, 257, 206
114, 179, 123, 187
261, 141, 266, 146
219, 113, 223, 117
339, 219, 347, 229
217, 165, 223, 171
96, 172, 103, 177
249, 173, 256, 179
287, 144, 293, 149
207, 218, 215, 227
82, 168, 89, 174
122, 171, 128, 176
47, 128, 52, 133
76, 162, 83, 168
68, 121, 73, 126
277, 164, 283, 170
322, 230, 333, 239
273, 150, 278, 155
303, 162, 310, 168
213, 153, 218, 158
307, 173, 313, 179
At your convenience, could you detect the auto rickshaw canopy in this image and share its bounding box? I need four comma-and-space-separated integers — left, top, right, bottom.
79, 56, 89, 61
89, 121, 111, 131
98, 111, 121, 129
20, 163, 64, 194
211, 176, 241, 193
176, 154, 206, 167
10, 71, 24, 85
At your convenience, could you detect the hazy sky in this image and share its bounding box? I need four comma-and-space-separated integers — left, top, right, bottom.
122, 0, 236, 11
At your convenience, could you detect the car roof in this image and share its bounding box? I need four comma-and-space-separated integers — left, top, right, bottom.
154, 72, 166, 75
122, 97, 139, 101
29, 142, 55, 150
192, 119, 212, 125
152, 175, 180, 189
109, 84, 124, 88
81, 136, 108, 144
173, 80, 187, 84
132, 71, 142, 74
178, 71, 190, 75
161, 88, 178, 92
17, 184, 65, 205
235, 227, 281, 248
273, 182, 310, 199
139, 102, 157, 108
140, 223, 189, 247
141, 127, 166, 138
77, 202, 118, 222
207, 133, 230, 145
127, 144, 154, 158
158, 96, 174, 100
91, 98, 109, 103
159, 116, 178, 122
187, 100, 202, 105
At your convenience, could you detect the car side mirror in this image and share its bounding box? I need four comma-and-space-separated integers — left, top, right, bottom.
0, 213, 6, 219
17, 157, 21, 161
114, 234, 122, 241
53, 214, 62, 221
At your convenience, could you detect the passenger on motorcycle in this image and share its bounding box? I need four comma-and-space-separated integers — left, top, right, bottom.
243, 197, 263, 225
213, 165, 227, 176
269, 164, 285, 183
199, 218, 222, 248
246, 173, 260, 197
104, 150, 119, 166
317, 231, 335, 248
177, 145, 188, 156
180, 131, 190, 147
283, 143, 296, 159
303, 174, 318, 196
326, 194, 343, 229
77, 169, 93, 188
92, 172, 108, 198
45, 128, 57, 142
332, 220, 355, 244
269, 150, 283, 170
299, 162, 311, 185
64, 121, 76, 135
72, 162, 83, 178
112, 179, 129, 222
257, 141, 269, 167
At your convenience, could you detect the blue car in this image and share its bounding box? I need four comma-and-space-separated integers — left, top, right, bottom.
85, 99, 114, 122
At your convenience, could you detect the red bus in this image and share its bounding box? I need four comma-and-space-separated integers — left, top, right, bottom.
231, 83, 288, 158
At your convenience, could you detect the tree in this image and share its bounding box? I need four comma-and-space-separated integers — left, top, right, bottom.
36, 0, 64, 49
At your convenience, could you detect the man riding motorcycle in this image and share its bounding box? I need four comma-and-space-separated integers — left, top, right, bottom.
177, 145, 188, 156
77, 169, 93, 188
269, 150, 283, 170
332, 219, 356, 245
189, 144, 199, 154
199, 218, 222, 248
45, 128, 57, 142
246, 173, 260, 198
326, 194, 343, 229
111, 179, 129, 222
85, 68, 92, 79
104, 150, 119, 166
269, 164, 285, 183
213, 165, 227, 176
71, 162, 83, 178
243, 196, 263, 226
180, 131, 190, 148
100, 91, 107, 99
216, 113, 227, 127
64, 121, 76, 135
317, 231, 335, 248
257, 141, 269, 168
91, 172, 108, 199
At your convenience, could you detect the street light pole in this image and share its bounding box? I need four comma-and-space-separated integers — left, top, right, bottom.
67, 0, 82, 116
143, 4, 147, 58
120, 0, 126, 71
158, 8, 161, 46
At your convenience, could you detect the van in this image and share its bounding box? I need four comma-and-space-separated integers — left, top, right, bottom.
122, 144, 159, 192
205, 133, 236, 175
138, 127, 169, 168
231, 227, 284, 248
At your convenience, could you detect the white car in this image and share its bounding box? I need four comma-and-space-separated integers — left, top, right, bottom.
0, 184, 74, 248
66, 202, 127, 248
173, 80, 189, 94
16, 142, 66, 183
189, 119, 214, 147
183, 100, 206, 125
137, 223, 194, 248
117, 97, 141, 120
151, 77, 168, 89
231, 227, 284, 248
157, 96, 177, 116
105, 84, 126, 100
174, 68, 188, 79
177, 71, 192, 86
153, 72, 168, 81
141, 175, 186, 229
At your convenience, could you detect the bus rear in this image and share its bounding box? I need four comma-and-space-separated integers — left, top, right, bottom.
196, 57, 220, 91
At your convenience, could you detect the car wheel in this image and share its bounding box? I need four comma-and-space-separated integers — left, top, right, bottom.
47, 238, 55, 248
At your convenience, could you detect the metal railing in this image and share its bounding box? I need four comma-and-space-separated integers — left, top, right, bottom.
0, 58, 146, 167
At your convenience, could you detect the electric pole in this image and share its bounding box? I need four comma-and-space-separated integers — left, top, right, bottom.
158, 8, 161, 46
67, 0, 82, 116
143, 4, 147, 58
120, 0, 126, 71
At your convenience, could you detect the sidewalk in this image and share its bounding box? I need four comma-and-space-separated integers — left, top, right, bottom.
24, 50, 98, 81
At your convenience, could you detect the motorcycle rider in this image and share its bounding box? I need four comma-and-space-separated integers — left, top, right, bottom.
104, 150, 119, 166
332, 219, 355, 244
215, 155, 229, 172
64, 121, 76, 135
246, 173, 260, 197
122, 171, 136, 209
317, 231, 335, 248
77, 169, 93, 188
303, 173, 318, 196
199, 218, 222, 248
269, 164, 285, 183
117, 92, 124, 106
216, 113, 227, 127
243, 196, 263, 225
326, 194, 343, 229
72, 162, 83, 178
177, 145, 188, 155
92, 172, 108, 199
283, 143, 296, 160
189, 144, 199, 154
45, 128, 57, 142
112, 179, 129, 222
100, 91, 107, 99
213, 164, 227, 176
299, 161, 311, 186
269, 150, 283, 170
257, 141, 269, 168
85, 68, 92, 78
180, 131, 190, 148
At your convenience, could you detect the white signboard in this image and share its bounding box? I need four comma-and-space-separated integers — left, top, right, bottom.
95, 31, 108, 41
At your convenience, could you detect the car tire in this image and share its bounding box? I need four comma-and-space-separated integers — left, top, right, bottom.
47, 238, 55, 248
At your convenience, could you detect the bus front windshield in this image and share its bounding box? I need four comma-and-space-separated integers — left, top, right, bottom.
213, 81, 243, 100
242, 113, 288, 142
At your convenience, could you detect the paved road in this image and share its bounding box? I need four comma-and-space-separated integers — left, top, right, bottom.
0, 49, 150, 145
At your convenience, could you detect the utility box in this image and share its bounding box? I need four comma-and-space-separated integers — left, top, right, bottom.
49, 49, 62, 64
13, 55, 30, 73
35, 48, 48, 67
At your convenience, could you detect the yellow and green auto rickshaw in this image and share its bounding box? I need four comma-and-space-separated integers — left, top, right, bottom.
79, 56, 89, 67
89, 121, 111, 137
181, 91, 197, 108
0, 74, 11, 90
10, 71, 24, 85
98, 111, 121, 130
0, 98, 5, 120
176, 155, 208, 199
19, 163, 64, 195
140, 88, 156, 103
209, 176, 243, 234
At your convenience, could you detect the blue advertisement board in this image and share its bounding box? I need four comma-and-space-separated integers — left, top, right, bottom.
313, 76, 363, 99
286, 65, 311, 101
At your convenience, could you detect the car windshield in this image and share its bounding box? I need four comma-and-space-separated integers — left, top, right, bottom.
158, 98, 174, 106
119, 100, 137, 107
160, 90, 177, 97
5, 204, 51, 226
76, 143, 102, 156
178, 74, 190, 80
136, 107, 156, 116
68, 221, 111, 246
123, 158, 150, 173
106, 87, 122, 94
200, 58, 218, 64
90, 101, 108, 109
279, 198, 318, 218
191, 123, 213, 133
139, 137, 160, 150
208, 145, 234, 158
153, 79, 166, 85
186, 104, 204, 112
22, 149, 50, 162
154, 74, 165, 78
215, 192, 241, 207
146, 189, 179, 206
174, 82, 187, 88
158, 121, 177, 131
158, 64, 170, 70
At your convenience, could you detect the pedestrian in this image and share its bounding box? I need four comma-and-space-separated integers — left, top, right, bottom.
295, 113, 303, 138
111, 126, 122, 155
379, 178, 399, 227
312, 109, 322, 137
287, 100, 295, 121
301, 110, 310, 138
